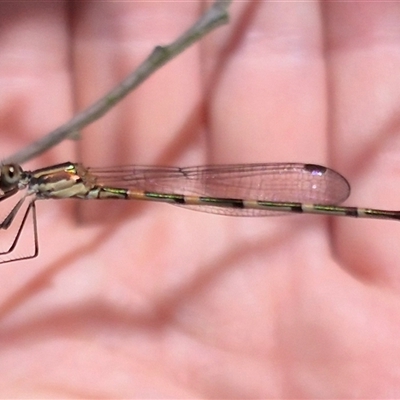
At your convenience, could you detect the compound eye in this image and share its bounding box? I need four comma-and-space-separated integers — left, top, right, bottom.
0, 164, 22, 188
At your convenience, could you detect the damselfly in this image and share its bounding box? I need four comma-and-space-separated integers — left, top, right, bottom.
0, 161, 398, 263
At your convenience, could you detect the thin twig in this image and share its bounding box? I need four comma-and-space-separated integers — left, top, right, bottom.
5, 0, 232, 165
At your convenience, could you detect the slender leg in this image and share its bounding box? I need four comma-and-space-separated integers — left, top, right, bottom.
0, 201, 38, 263
0, 197, 26, 230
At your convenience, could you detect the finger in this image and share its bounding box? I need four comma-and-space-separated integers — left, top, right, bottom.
204, 1, 326, 164
327, 2, 400, 286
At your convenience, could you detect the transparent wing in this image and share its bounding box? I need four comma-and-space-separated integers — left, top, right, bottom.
86, 163, 351, 216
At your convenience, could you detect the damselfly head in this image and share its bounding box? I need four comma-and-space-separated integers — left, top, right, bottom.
0, 164, 23, 191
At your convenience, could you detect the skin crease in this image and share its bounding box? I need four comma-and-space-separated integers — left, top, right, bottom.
1, 1, 400, 397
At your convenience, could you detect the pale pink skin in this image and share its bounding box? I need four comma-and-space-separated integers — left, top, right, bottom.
1, 2, 400, 397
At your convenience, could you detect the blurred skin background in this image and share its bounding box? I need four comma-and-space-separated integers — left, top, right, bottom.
1, 1, 400, 397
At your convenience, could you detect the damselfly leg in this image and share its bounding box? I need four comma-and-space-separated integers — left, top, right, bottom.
0, 197, 38, 263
